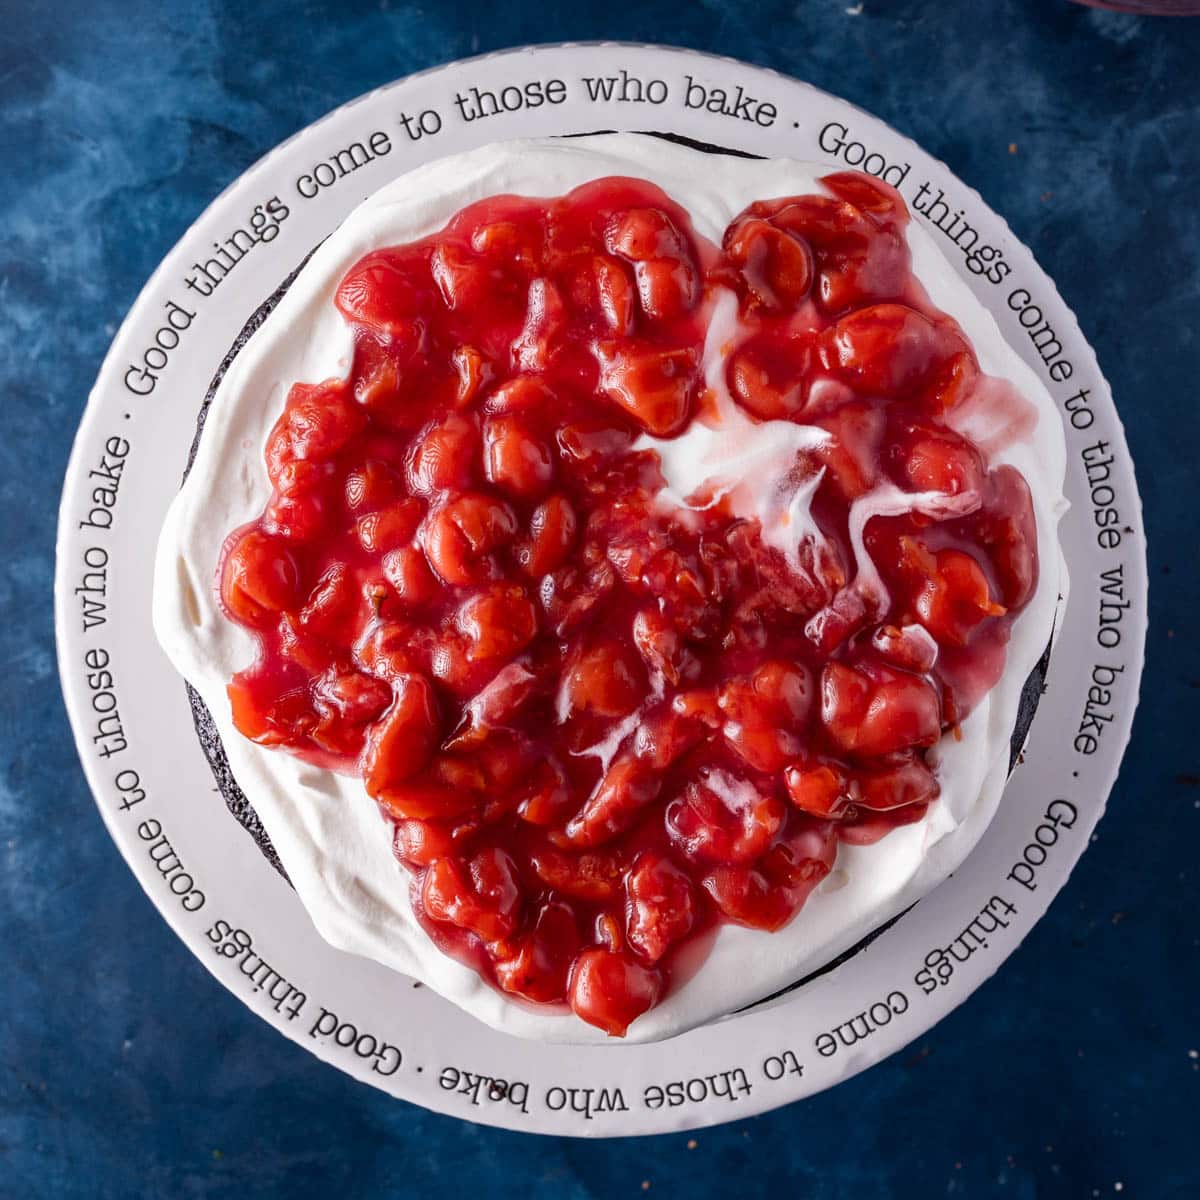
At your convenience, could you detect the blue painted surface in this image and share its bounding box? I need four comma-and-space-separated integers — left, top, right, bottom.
2, 0, 1198, 1195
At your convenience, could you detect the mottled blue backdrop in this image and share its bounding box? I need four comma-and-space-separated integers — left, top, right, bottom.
3, 1, 1197, 1196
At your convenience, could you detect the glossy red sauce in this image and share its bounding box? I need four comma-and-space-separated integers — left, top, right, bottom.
218, 169, 1038, 1035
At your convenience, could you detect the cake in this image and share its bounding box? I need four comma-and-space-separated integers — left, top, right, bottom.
153, 134, 1067, 1042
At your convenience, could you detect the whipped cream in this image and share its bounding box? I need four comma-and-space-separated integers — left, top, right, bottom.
153, 135, 1068, 1044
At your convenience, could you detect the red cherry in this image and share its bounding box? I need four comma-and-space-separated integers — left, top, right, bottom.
422, 492, 517, 586
719, 660, 814, 728
335, 251, 426, 336
493, 899, 579, 1003
450, 345, 492, 409
568, 947, 661, 1036
633, 257, 699, 321
421, 847, 522, 944
632, 707, 705, 772
382, 544, 437, 607
277, 379, 365, 462
566, 756, 661, 847
891, 421, 986, 497
717, 661, 813, 772
701, 865, 795, 931
355, 356, 410, 424
760, 821, 837, 896
973, 466, 1038, 609
913, 548, 1006, 647
528, 844, 623, 901
727, 330, 811, 420
626, 853, 695, 964
356, 499, 423, 555
446, 659, 543, 750
595, 341, 697, 436
560, 639, 645, 721
264, 459, 335, 544
811, 400, 885, 500
296, 562, 359, 642
484, 413, 554, 498
590, 255, 636, 333
870, 623, 939, 674
820, 659, 942, 758
724, 216, 814, 310
363, 673, 441, 801
666, 770, 785, 866
430, 242, 494, 313
823, 304, 969, 397
345, 460, 403, 514
227, 673, 317, 747
393, 817, 478, 867
277, 615, 331, 674
313, 668, 391, 727
484, 375, 555, 415
519, 494, 577, 577
220, 528, 299, 627
456, 584, 538, 662
820, 171, 909, 229
409, 413, 479, 495
784, 762, 850, 818
468, 205, 545, 268
513, 278, 568, 372
606, 207, 690, 262
555, 418, 633, 464
856, 756, 940, 812
353, 620, 419, 682
513, 758, 572, 827
631, 608, 687, 686
537, 561, 617, 638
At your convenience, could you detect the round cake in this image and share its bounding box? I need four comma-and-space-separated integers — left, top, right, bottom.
153, 134, 1067, 1043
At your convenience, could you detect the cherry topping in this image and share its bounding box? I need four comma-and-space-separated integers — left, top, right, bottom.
218, 171, 1040, 1035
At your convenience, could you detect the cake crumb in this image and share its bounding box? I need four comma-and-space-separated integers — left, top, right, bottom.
641, 1182, 651, 1192
686, 1139, 698, 1150
1008, 143, 1018, 155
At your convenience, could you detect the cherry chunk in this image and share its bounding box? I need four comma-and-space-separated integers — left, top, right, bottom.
820, 658, 942, 758
568, 947, 662, 1037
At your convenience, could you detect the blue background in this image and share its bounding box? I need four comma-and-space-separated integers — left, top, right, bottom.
3, 1, 1197, 1195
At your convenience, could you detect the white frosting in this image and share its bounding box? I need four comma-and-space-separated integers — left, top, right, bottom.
153, 135, 1068, 1044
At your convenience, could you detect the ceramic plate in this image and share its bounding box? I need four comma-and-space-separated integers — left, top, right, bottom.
55, 43, 1146, 1135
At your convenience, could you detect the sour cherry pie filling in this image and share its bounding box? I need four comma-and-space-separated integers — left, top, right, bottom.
214, 164, 1040, 1036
